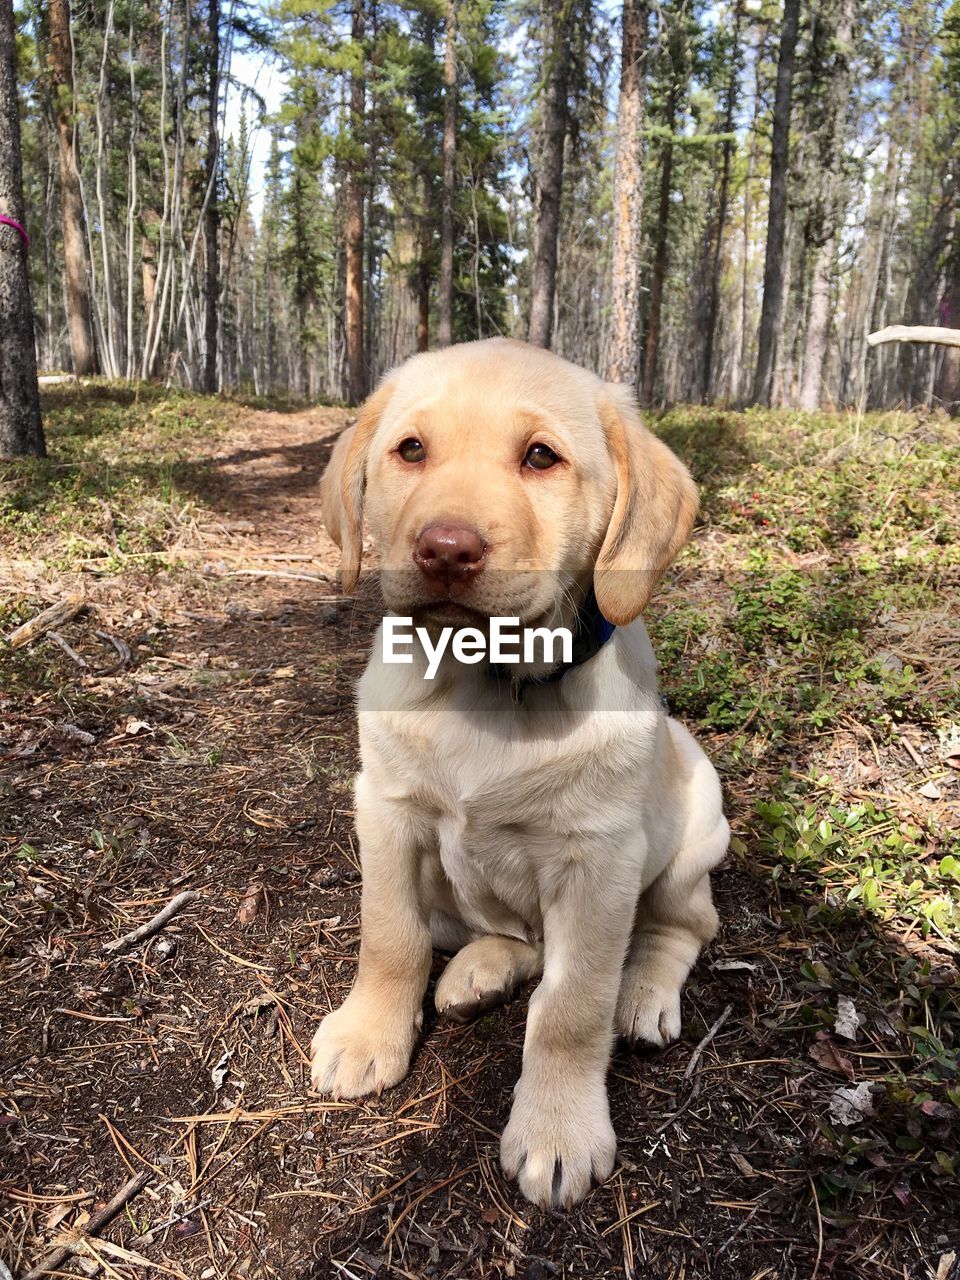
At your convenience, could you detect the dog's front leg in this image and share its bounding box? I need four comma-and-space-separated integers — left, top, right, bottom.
310, 774, 431, 1098
501, 852, 638, 1210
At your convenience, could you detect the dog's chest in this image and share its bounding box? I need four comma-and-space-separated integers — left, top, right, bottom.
433, 807, 544, 938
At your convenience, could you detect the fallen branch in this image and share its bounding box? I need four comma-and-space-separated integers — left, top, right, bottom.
683, 1002, 734, 1080
654, 1004, 734, 1137
223, 569, 335, 588
46, 631, 88, 669
94, 630, 132, 673
867, 324, 960, 349
19, 1169, 153, 1280
5, 596, 85, 651
103, 890, 198, 954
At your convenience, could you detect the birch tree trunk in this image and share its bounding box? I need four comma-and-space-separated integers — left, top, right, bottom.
94, 0, 120, 377
751, 0, 801, 406
528, 0, 573, 349
437, 0, 456, 348
47, 0, 96, 375
606, 0, 647, 386
0, 0, 44, 456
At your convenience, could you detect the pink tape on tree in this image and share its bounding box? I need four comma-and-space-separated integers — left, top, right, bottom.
0, 216, 30, 249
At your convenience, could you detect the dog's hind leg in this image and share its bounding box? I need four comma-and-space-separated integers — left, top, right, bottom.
615, 863, 722, 1049
616, 722, 729, 1050
435, 934, 543, 1023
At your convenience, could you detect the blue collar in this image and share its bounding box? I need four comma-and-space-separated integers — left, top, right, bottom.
487, 588, 616, 703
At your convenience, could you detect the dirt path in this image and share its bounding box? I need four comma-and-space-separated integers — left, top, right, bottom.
2, 402, 957, 1280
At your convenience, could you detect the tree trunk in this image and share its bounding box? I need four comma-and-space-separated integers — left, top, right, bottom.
701, 0, 742, 402
751, 0, 800, 406
798, 235, 834, 409
798, 0, 854, 411
438, 0, 457, 347
845, 142, 898, 406
528, 0, 573, 349
203, 0, 220, 394
417, 175, 432, 353
0, 0, 45, 457
47, 0, 96, 375
606, 0, 647, 386
642, 88, 677, 405
345, 0, 366, 405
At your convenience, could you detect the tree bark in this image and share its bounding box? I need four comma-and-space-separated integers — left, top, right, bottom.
438, 0, 457, 347
528, 0, 574, 349
751, 0, 801, 406
46, 0, 96, 375
417, 174, 432, 353
642, 85, 678, 405
0, 0, 45, 456
203, 0, 220, 394
701, 0, 742, 402
798, 0, 854, 410
606, 0, 647, 386
345, 0, 366, 405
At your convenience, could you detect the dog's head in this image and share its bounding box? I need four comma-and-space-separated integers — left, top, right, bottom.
320, 339, 697, 629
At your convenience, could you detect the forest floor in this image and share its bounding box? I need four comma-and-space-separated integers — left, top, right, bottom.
1, 383, 959, 1280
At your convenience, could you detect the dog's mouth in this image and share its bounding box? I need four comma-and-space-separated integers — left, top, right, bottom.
410, 599, 491, 628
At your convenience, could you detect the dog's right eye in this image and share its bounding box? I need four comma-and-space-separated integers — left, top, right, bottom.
397, 438, 426, 463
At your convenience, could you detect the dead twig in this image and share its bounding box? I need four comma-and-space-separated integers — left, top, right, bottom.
655, 1005, 734, 1137
683, 1004, 734, 1081
103, 890, 198, 955
19, 1170, 153, 1280
95, 629, 133, 673
46, 631, 88, 668
5, 596, 85, 650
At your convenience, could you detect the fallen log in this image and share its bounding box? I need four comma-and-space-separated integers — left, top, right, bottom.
867, 324, 960, 348
4, 596, 85, 650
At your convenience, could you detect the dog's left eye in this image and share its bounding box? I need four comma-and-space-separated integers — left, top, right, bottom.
397, 438, 426, 463
524, 443, 561, 470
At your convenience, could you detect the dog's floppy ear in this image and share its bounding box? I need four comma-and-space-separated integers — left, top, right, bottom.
320, 375, 397, 592
593, 385, 699, 626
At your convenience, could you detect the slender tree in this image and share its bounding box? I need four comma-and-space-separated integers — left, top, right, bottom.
346, 0, 366, 404
607, 0, 647, 386
751, 0, 801, 406
0, 0, 44, 456
438, 0, 457, 347
701, 0, 742, 402
45, 0, 96, 375
642, 4, 691, 404
204, 0, 220, 394
798, 0, 855, 410
528, 0, 574, 348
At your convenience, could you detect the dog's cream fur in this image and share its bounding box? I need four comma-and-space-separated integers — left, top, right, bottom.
311, 339, 729, 1209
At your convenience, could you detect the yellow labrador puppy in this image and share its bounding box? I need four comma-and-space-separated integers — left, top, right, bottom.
311, 338, 728, 1210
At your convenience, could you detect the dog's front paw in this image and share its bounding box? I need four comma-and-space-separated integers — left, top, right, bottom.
310, 998, 420, 1098
615, 962, 682, 1050
500, 1072, 616, 1209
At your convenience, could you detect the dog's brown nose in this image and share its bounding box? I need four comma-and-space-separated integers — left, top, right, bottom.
414, 523, 486, 583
